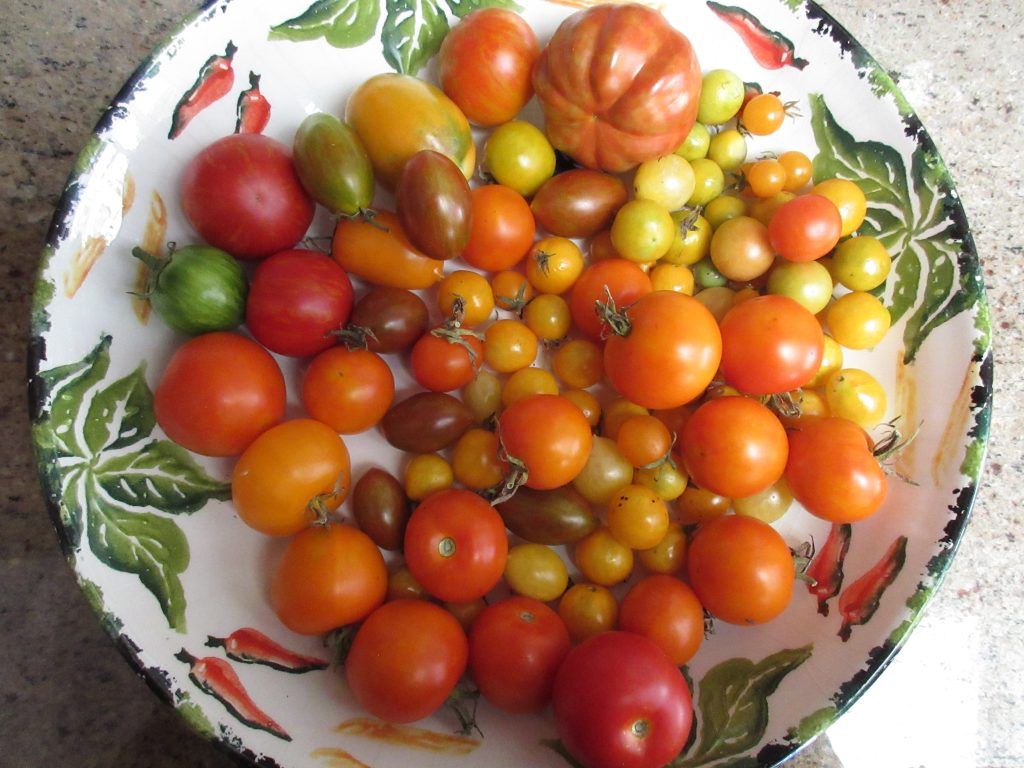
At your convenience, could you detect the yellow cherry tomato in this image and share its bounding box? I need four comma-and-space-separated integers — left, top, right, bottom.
505, 543, 570, 602
559, 583, 619, 644
404, 453, 453, 501
525, 236, 585, 295
437, 269, 495, 327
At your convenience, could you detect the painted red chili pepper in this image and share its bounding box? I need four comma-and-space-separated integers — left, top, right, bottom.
234, 71, 271, 135
837, 535, 908, 642
805, 523, 852, 616
168, 41, 238, 139
707, 2, 809, 70
175, 648, 291, 741
206, 627, 328, 673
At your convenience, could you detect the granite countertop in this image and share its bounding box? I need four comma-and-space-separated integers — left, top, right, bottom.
1, 1, 1021, 766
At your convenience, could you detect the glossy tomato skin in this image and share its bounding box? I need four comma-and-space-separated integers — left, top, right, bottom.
154, 332, 286, 457
604, 291, 722, 409
619, 575, 704, 666
180, 133, 315, 259
468, 596, 571, 713
784, 416, 888, 523
349, 285, 429, 354
437, 7, 540, 126
460, 184, 536, 272
570, 258, 652, 340
270, 521, 387, 635
380, 391, 474, 453
719, 294, 825, 395
333, 210, 445, 290
245, 249, 354, 357
346, 599, 468, 723
301, 346, 394, 434
396, 150, 473, 261
552, 631, 693, 768
410, 328, 484, 392
499, 394, 594, 490
531, 169, 628, 238
533, 4, 702, 172
403, 489, 508, 603
768, 193, 843, 262
686, 515, 794, 625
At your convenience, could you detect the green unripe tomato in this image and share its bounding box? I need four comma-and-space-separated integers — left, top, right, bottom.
484, 120, 556, 198
697, 69, 745, 125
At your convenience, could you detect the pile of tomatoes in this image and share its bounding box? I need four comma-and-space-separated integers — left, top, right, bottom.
142, 5, 899, 767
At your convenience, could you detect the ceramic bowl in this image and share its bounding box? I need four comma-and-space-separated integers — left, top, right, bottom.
29, 1, 991, 766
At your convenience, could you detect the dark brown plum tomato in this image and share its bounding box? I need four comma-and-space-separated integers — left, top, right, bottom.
349, 285, 429, 354
352, 467, 410, 551
530, 169, 628, 239
496, 485, 598, 545
396, 150, 473, 261
380, 391, 474, 453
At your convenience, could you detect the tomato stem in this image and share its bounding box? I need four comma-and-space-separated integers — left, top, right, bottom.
445, 682, 484, 738
594, 286, 632, 338
431, 325, 484, 365
330, 325, 377, 350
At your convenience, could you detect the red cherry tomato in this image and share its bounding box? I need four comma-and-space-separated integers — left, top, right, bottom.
569, 258, 652, 341
767, 193, 843, 262
618, 575, 704, 666
498, 394, 594, 490
410, 327, 484, 392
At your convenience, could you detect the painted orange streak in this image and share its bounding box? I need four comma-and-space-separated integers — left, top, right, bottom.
334, 717, 480, 755
63, 235, 108, 298
310, 747, 373, 768
932, 358, 976, 485
892, 348, 918, 481
131, 190, 168, 323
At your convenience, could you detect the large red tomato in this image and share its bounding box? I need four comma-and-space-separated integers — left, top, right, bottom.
552, 631, 693, 768
180, 133, 315, 259
532, 4, 702, 172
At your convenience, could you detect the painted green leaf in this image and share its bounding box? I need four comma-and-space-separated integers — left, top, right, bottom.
84, 363, 155, 454
268, 0, 380, 49
809, 94, 979, 362
674, 646, 813, 767
786, 705, 837, 745
382, 0, 449, 75
95, 439, 231, 514
444, 0, 523, 17
86, 475, 190, 631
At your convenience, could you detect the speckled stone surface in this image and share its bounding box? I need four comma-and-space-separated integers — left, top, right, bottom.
1, 1, 1021, 766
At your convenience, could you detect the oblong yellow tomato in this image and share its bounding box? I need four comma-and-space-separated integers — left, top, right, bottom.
332, 210, 444, 289
345, 73, 476, 189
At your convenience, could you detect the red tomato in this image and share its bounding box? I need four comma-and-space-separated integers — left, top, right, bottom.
346, 599, 468, 723
403, 489, 508, 603
499, 394, 594, 490
681, 396, 788, 499
245, 249, 354, 357
768, 193, 843, 262
410, 327, 484, 392
460, 184, 536, 272
468, 596, 571, 713
301, 346, 394, 434
618, 575, 704, 666
686, 514, 794, 625
552, 631, 693, 768
784, 416, 888, 523
569, 258, 652, 340
437, 8, 540, 126
270, 521, 387, 635
604, 291, 722, 409
533, 4, 702, 172
719, 294, 825, 395
154, 332, 285, 457
180, 133, 315, 259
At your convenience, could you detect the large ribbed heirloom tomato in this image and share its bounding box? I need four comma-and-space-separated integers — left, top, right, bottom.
532, 4, 702, 172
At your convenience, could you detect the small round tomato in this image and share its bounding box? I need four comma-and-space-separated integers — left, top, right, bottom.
349, 285, 429, 354
411, 327, 484, 392
461, 184, 536, 272
403, 488, 508, 602
523, 293, 572, 342
677, 484, 731, 524
824, 367, 888, 428
469, 596, 570, 713
619, 575, 704, 665
633, 154, 696, 210
499, 394, 594, 490
301, 346, 394, 434
709, 215, 775, 282
558, 583, 618, 644
573, 526, 634, 586
707, 128, 747, 173
451, 428, 505, 490
270, 521, 387, 635
634, 461, 688, 502
663, 211, 712, 266
636, 521, 687, 574
778, 150, 813, 192
403, 452, 454, 501
812, 177, 868, 237
437, 270, 495, 327
484, 119, 556, 197
832, 235, 892, 291
681, 396, 788, 499
462, 369, 503, 424
826, 291, 891, 349
616, 414, 673, 467
346, 599, 468, 723
491, 269, 535, 312
732, 477, 794, 524
674, 121, 710, 160
553, 631, 693, 768
232, 419, 351, 537
501, 366, 560, 406
719, 294, 825, 395
505, 542, 570, 602
768, 193, 843, 262
698, 68, 744, 124
610, 199, 676, 264
483, 318, 538, 373
525, 236, 585, 295
686, 514, 794, 625
607, 484, 671, 550
569, 258, 653, 340
687, 157, 726, 206
553, 338, 604, 389
766, 258, 834, 315
572, 435, 634, 506
741, 92, 788, 135
154, 332, 285, 457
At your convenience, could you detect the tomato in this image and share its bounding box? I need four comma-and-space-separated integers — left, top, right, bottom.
732, 477, 794, 524
154, 332, 285, 457
824, 367, 888, 428
611, 199, 676, 264
765, 258, 834, 315
718, 294, 824, 395
687, 157, 726, 206
496, 485, 598, 545
603, 291, 722, 409
345, 73, 475, 189
634, 461, 688, 502
633, 154, 696, 210
552, 632, 693, 768
826, 290, 891, 349
616, 414, 673, 468
572, 435, 635, 506
502, 366, 560, 406
570, 258, 653, 341
468, 596, 570, 713
245, 249, 354, 358
533, 4, 701, 171
619, 575, 704, 665
784, 415, 888, 522
232, 419, 351, 537
745, 157, 787, 199
387, 566, 429, 602
832, 235, 892, 291
270, 521, 387, 635
709, 215, 775, 282
403, 453, 454, 501
663, 211, 712, 266
677, 484, 731, 524
499, 394, 593, 490
491, 269, 535, 312
180, 133, 315, 260
768, 193, 843, 262
523, 293, 572, 342
332, 210, 444, 290
698, 68, 745, 124
553, 338, 604, 389
403, 488, 508, 603
345, 599, 468, 723
525, 236, 585, 295
707, 128, 747, 172
292, 112, 374, 216
558, 583, 618, 644
462, 369, 503, 423
351, 467, 409, 551
812, 177, 867, 237
741, 92, 789, 136
530, 169, 628, 238
348, 285, 429, 354
563, 388, 602, 428
675, 121, 710, 160
395, 150, 473, 262
504, 543, 570, 602
483, 318, 538, 373
411, 327, 484, 392
381, 392, 473, 453
484, 119, 556, 197
681, 396, 788, 499
607, 484, 670, 550
461, 184, 536, 272
636, 521, 687, 574
573, 526, 634, 586
437, 7, 540, 126
686, 514, 794, 625
778, 150, 813, 192
451, 428, 505, 490
301, 345, 393, 435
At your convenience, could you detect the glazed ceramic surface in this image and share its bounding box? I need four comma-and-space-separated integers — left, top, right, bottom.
29, 1, 991, 766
